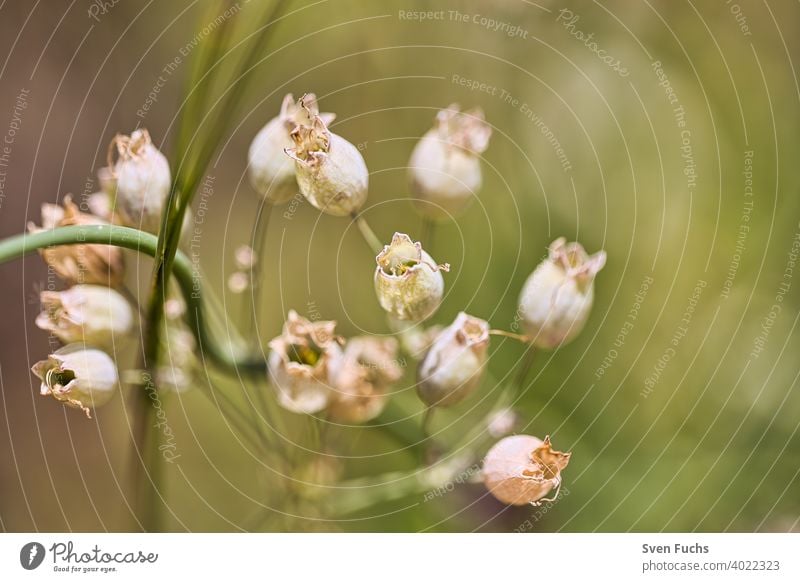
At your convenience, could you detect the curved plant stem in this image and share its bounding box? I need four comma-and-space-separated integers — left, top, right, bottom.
351, 211, 382, 254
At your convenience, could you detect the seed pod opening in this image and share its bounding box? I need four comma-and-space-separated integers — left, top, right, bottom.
31, 344, 119, 418
409, 104, 491, 221
483, 434, 571, 506
267, 310, 342, 414
374, 232, 449, 323
287, 99, 368, 217
518, 237, 606, 349
248, 93, 335, 204
416, 312, 489, 408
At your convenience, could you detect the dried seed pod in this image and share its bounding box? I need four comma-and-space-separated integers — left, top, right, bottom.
374, 232, 449, 323
27, 195, 125, 287
31, 344, 119, 418
35, 285, 134, 349
249, 93, 335, 204
416, 312, 489, 408
109, 128, 171, 234
328, 336, 403, 423
518, 237, 606, 349
409, 104, 491, 221
267, 310, 342, 414
487, 407, 520, 438
483, 434, 571, 506
287, 100, 368, 217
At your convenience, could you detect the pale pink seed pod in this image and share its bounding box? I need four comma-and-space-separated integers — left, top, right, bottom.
27, 195, 125, 287
248, 93, 335, 204
31, 344, 119, 418
518, 237, 606, 349
287, 101, 368, 217
110, 128, 171, 234
36, 285, 134, 349
374, 232, 449, 323
409, 104, 491, 221
267, 310, 342, 414
328, 336, 403, 424
483, 434, 571, 506
417, 312, 489, 407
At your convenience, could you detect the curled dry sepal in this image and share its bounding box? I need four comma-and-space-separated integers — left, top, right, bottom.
286, 96, 368, 217
374, 232, 450, 323
27, 195, 125, 287
483, 434, 571, 506
409, 104, 492, 221
518, 237, 607, 350
416, 312, 490, 408
249, 93, 335, 204
31, 344, 119, 418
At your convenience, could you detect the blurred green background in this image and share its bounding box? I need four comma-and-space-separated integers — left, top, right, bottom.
0, 0, 799, 532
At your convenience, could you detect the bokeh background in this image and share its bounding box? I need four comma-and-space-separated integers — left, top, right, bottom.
1, 0, 799, 532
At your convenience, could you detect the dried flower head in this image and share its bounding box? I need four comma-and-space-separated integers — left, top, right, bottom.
416, 312, 489, 408
518, 237, 606, 349
483, 434, 571, 506
287, 98, 368, 216
409, 104, 491, 221
267, 310, 342, 414
36, 285, 134, 349
108, 128, 171, 233
374, 233, 449, 322
27, 195, 125, 286
249, 93, 335, 204
328, 336, 403, 423
31, 344, 119, 418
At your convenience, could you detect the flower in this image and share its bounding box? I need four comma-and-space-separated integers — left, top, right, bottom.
286, 98, 368, 216
248, 93, 335, 204
35, 285, 134, 349
27, 195, 125, 287
328, 336, 403, 423
409, 104, 491, 221
518, 237, 606, 349
416, 312, 489, 407
109, 128, 171, 233
267, 310, 342, 414
483, 434, 571, 506
31, 344, 119, 418
374, 232, 449, 322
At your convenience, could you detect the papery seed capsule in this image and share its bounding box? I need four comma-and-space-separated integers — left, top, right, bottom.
374, 232, 449, 323
409, 104, 491, 221
27, 195, 125, 287
249, 93, 335, 204
487, 407, 520, 438
287, 100, 368, 217
109, 128, 171, 234
416, 312, 489, 408
518, 237, 606, 350
31, 344, 119, 418
328, 336, 403, 424
483, 434, 571, 506
267, 310, 342, 414
35, 285, 134, 349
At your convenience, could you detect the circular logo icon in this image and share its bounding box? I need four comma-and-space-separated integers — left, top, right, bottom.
19, 542, 45, 570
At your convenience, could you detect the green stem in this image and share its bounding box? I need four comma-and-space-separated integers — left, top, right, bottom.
351, 212, 382, 254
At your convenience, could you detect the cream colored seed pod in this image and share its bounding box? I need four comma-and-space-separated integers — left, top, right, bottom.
483, 434, 571, 506
409, 104, 491, 221
109, 128, 171, 234
249, 93, 335, 204
27, 195, 125, 287
416, 312, 489, 408
36, 285, 134, 349
374, 232, 449, 323
518, 237, 606, 350
328, 336, 403, 424
31, 344, 119, 418
267, 310, 342, 414
286, 101, 368, 217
